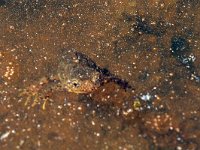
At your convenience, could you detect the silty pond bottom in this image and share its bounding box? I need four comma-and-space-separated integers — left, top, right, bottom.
0, 0, 200, 150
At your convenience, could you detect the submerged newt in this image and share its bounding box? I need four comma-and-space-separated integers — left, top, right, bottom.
20, 49, 134, 109
58, 49, 133, 93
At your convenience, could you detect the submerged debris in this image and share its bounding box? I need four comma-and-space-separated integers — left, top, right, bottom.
170, 36, 195, 69
171, 36, 190, 59
0, 131, 10, 141
134, 15, 165, 36
0, 0, 6, 6
140, 93, 152, 101
171, 36, 200, 82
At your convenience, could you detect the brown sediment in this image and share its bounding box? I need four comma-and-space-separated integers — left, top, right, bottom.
1, 0, 200, 149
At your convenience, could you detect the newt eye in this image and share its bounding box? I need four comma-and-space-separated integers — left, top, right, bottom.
66, 79, 80, 88
73, 82, 79, 87
70, 80, 80, 88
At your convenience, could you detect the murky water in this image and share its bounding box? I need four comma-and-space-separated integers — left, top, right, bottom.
0, 0, 200, 149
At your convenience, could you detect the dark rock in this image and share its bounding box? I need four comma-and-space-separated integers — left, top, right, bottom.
0, 0, 6, 6
171, 36, 189, 58
134, 15, 165, 36
170, 36, 196, 74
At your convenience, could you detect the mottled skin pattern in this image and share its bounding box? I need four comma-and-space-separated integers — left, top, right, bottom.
58, 49, 101, 93
58, 49, 133, 93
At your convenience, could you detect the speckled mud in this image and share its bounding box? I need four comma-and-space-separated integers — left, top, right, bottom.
0, 0, 200, 150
